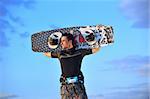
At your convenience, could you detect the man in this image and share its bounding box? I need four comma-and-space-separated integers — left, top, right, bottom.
44, 33, 100, 99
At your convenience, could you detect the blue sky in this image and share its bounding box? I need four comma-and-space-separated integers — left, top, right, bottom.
0, 0, 149, 99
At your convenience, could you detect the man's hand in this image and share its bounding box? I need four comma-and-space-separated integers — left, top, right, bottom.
92, 47, 100, 53
44, 52, 51, 57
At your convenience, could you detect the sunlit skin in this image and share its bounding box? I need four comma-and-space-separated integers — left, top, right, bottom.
44, 36, 73, 57
60, 36, 73, 49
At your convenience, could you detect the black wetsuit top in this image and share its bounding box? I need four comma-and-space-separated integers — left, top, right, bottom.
51, 48, 92, 77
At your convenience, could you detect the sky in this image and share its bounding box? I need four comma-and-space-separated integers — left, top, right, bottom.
0, 0, 150, 99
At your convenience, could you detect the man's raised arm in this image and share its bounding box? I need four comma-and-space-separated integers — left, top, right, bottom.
92, 47, 100, 53
44, 52, 51, 58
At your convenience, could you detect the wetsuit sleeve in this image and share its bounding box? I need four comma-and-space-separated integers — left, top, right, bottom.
51, 51, 60, 58
80, 49, 93, 56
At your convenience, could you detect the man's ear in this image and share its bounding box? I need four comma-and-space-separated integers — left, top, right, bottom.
69, 40, 72, 43
69, 40, 73, 46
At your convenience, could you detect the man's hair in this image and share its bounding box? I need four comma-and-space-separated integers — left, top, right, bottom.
62, 33, 75, 46
62, 33, 74, 41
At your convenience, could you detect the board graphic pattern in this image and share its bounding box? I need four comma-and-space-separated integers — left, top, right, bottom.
31, 25, 114, 52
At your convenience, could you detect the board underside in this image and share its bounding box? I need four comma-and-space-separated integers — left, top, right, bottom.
31, 25, 114, 52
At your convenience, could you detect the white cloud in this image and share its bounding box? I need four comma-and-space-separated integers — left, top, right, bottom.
0, 93, 18, 99
105, 83, 149, 99
88, 94, 104, 99
0, 0, 35, 47
104, 55, 150, 77
119, 0, 150, 28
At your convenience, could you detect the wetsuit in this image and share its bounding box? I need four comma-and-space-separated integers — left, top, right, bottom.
51, 48, 92, 99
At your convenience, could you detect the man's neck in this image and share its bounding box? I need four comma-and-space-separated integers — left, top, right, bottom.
64, 45, 73, 50
69, 45, 73, 49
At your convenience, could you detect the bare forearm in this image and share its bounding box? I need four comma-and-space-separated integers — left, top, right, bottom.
92, 47, 100, 53
44, 52, 51, 57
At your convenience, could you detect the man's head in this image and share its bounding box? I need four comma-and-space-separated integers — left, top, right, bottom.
61, 33, 74, 49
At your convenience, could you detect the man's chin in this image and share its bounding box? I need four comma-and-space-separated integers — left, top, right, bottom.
62, 47, 66, 49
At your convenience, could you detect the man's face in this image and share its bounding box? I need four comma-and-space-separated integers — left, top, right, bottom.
60, 36, 70, 49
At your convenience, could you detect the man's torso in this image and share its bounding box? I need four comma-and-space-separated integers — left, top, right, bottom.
51, 48, 92, 77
